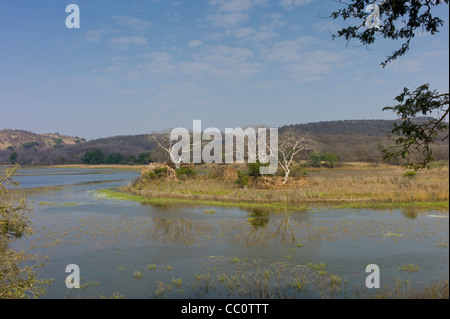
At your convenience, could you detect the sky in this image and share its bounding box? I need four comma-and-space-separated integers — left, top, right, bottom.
0, 0, 448, 140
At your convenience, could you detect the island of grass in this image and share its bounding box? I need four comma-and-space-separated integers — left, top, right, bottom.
97, 161, 449, 212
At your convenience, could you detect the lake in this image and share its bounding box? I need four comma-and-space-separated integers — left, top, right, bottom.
6, 168, 449, 298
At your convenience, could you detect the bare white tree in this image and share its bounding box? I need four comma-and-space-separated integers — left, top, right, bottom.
278, 129, 318, 184
151, 131, 180, 168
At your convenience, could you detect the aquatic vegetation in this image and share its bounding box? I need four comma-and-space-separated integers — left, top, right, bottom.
147, 264, 157, 271
80, 280, 101, 290
133, 271, 144, 280
307, 263, 327, 271
100, 292, 125, 299
117, 266, 125, 272
290, 279, 305, 291
382, 232, 402, 238
399, 264, 419, 273
172, 277, 183, 288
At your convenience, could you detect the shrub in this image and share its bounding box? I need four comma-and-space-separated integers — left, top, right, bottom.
235, 175, 249, 188
176, 167, 196, 178
248, 161, 269, 177
53, 138, 64, 149
21, 141, 39, 150
154, 167, 168, 175
404, 171, 417, 178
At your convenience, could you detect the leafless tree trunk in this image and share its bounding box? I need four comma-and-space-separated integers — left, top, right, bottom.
151, 131, 181, 168
278, 129, 318, 184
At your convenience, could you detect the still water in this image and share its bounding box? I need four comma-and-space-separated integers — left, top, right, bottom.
7, 168, 449, 298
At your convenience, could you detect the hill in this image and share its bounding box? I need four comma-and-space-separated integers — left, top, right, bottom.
281, 118, 448, 162
0, 118, 448, 165
0, 129, 86, 151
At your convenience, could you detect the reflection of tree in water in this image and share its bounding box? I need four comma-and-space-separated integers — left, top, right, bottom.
401, 208, 418, 220
245, 210, 270, 245
149, 218, 212, 245
274, 215, 297, 245
244, 210, 300, 246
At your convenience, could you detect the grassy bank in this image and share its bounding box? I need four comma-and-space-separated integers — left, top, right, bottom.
97, 189, 310, 212
100, 163, 449, 211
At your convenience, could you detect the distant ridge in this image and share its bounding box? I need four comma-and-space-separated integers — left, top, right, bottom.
0, 117, 447, 165
0, 129, 86, 151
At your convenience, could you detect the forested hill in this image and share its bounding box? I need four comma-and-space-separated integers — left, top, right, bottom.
280, 117, 448, 162
280, 117, 436, 136
0, 118, 448, 165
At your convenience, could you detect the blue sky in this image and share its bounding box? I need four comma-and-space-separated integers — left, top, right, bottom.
0, 0, 448, 140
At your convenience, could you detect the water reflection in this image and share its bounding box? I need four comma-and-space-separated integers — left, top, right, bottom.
274, 215, 297, 245
149, 218, 212, 245
402, 208, 418, 219
8, 168, 448, 298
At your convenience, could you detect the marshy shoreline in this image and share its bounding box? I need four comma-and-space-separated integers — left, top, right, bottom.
98, 162, 449, 212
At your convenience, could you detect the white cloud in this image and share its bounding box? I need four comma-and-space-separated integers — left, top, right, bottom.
187, 40, 204, 48
233, 27, 255, 38
85, 30, 105, 43
110, 36, 148, 49
208, 0, 253, 13
280, 0, 315, 10
142, 52, 177, 78
111, 16, 152, 30
207, 12, 249, 28
207, 0, 268, 29
265, 37, 346, 82
265, 37, 312, 63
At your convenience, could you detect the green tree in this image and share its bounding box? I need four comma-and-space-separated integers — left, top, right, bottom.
1, 166, 50, 298
83, 149, 105, 165
321, 153, 339, 168
310, 152, 322, 167
137, 153, 152, 165
310, 152, 339, 168
9, 152, 18, 165
330, 0, 449, 169
105, 153, 124, 165
127, 155, 137, 165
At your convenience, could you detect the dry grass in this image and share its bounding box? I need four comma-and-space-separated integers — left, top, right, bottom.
127, 163, 449, 209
